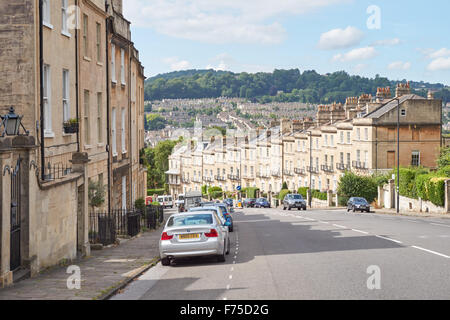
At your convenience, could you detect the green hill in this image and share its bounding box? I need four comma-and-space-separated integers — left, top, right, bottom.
144, 69, 449, 104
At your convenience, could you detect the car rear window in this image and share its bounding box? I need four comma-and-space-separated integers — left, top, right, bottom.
292, 195, 303, 199
168, 214, 213, 227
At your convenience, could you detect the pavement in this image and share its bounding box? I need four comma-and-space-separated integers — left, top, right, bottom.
0, 209, 173, 300
112, 207, 450, 300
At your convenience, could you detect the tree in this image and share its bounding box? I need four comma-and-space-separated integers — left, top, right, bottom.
145, 114, 167, 131
337, 172, 378, 203
88, 180, 106, 212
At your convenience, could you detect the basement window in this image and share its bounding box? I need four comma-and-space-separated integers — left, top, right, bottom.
401, 109, 407, 116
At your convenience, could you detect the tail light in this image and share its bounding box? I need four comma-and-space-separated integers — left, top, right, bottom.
205, 229, 218, 238
161, 232, 173, 240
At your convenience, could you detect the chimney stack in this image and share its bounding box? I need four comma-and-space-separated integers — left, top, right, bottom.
396, 82, 411, 97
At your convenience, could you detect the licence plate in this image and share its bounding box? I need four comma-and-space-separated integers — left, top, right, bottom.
179, 234, 200, 240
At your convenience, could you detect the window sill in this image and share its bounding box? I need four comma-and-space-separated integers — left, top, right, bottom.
43, 22, 53, 30
61, 31, 71, 38
97, 143, 105, 148
44, 130, 55, 138
83, 56, 91, 62
97, 62, 103, 67
84, 145, 93, 150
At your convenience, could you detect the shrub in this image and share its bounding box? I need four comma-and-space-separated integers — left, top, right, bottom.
312, 190, 327, 201
134, 198, 146, 211
147, 188, 165, 196
151, 201, 161, 206
373, 171, 392, 187
208, 186, 222, 194
243, 187, 259, 198
395, 167, 428, 199
278, 189, 291, 200
437, 165, 450, 177
281, 182, 288, 190
415, 174, 447, 207
337, 172, 378, 203
297, 187, 309, 198
210, 190, 223, 199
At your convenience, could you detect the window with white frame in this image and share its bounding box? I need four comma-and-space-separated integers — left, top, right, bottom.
365, 151, 368, 166
43, 64, 52, 135
61, 0, 69, 34
121, 108, 126, 153
83, 14, 89, 57
62, 69, 70, 122
121, 49, 126, 85
347, 132, 351, 144
111, 44, 116, 83
324, 135, 328, 146
84, 90, 90, 145
111, 108, 117, 155
364, 128, 368, 141
122, 176, 127, 210
340, 132, 344, 144
412, 151, 420, 166
357, 128, 361, 140
97, 93, 102, 143
96, 23, 101, 62
42, 0, 51, 26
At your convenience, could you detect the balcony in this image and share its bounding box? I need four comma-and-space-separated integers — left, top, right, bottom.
203, 176, 214, 183
257, 172, 270, 179
181, 178, 190, 184
228, 174, 240, 181
306, 166, 320, 174
352, 161, 368, 170
321, 165, 334, 173
271, 170, 281, 177
192, 177, 202, 183
336, 163, 351, 171
283, 170, 294, 176
243, 175, 255, 180
215, 175, 226, 181
294, 168, 306, 176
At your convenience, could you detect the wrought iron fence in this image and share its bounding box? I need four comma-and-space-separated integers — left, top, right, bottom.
89, 205, 165, 246
43, 161, 72, 181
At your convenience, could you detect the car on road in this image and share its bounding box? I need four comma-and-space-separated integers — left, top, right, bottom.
347, 197, 371, 213
283, 194, 307, 211
223, 198, 234, 207
243, 198, 256, 208
157, 195, 173, 209
159, 211, 231, 266
193, 205, 234, 232
254, 198, 271, 208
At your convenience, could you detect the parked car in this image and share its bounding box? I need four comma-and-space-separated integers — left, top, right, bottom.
159, 211, 231, 266
157, 195, 173, 209
347, 197, 371, 213
243, 198, 256, 208
194, 205, 234, 232
254, 198, 271, 208
283, 194, 307, 211
223, 198, 234, 207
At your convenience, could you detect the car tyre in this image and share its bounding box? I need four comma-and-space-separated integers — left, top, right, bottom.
226, 239, 230, 255
161, 257, 171, 266
288, 207, 292, 211
352, 206, 356, 213
283, 206, 286, 210
217, 247, 226, 262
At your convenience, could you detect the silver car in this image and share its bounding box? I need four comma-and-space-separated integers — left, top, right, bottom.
159, 211, 230, 266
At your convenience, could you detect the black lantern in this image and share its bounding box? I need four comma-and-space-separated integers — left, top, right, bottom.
1, 107, 29, 137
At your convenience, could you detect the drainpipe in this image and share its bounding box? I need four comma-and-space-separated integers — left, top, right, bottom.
75, 0, 80, 152
128, 43, 133, 207
105, 14, 112, 212
39, 0, 45, 181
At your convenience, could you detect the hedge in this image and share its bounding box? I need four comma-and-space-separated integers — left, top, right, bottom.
312, 190, 327, 201
395, 167, 428, 200
337, 172, 378, 203
147, 188, 165, 196
297, 187, 309, 198
278, 189, 291, 200
416, 174, 446, 207
242, 187, 260, 198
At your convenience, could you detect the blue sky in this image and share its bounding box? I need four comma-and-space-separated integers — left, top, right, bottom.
125, 0, 450, 85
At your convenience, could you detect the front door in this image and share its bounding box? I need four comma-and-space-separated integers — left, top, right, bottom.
387, 151, 395, 168
10, 158, 21, 271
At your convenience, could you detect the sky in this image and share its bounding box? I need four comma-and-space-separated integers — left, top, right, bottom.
124, 0, 450, 85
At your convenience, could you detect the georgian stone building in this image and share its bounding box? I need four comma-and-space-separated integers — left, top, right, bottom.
167, 84, 442, 201
0, 0, 146, 287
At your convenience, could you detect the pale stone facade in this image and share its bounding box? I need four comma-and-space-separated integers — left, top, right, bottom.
168, 85, 443, 202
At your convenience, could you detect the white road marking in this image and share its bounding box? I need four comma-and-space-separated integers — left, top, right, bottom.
411, 246, 450, 259
431, 223, 450, 228
351, 229, 369, 235
226, 285, 231, 290
319, 221, 329, 224
229, 275, 233, 280
375, 235, 403, 244
333, 224, 347, 229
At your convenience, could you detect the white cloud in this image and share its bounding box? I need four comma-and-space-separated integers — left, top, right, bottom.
353, 63, 367, 72
318, 26, 364, 50
388, 61, 411, 70
372, 38, 401, 47
163, 57, 191, 71
124, 0, 349, 45
332, 47, 377, 62
429, 48, 450, 59
427, 57, 450, 71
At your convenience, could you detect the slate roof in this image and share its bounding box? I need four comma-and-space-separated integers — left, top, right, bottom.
365, 94, 425, 119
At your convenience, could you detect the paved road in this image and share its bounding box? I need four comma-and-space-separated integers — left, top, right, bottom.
112, 208, 450, 300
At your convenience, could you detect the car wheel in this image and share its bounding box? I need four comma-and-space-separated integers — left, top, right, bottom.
226, 239, 230, 255
303, 207, 307, 211
288, 207, 292, 211
298, 208, 301, 211
366, 209, 370, 213
283, 206, 286, 210
229, 226, 234, 232
161, 257, 171, 266
217, 246, 226, 262
352, 206, 356, 213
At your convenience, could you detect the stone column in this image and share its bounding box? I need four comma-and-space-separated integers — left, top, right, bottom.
327, 190, 333, 207
71, 152, 91, 257
388, 179, 395, 209
445, 180, 450, 213
0, 143, 13, 287
307, 189, 311, 208
335, 194, 339, 207
377, 185, 384, 208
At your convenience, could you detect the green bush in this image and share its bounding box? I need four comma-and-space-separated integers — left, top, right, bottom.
437, 165, 450, 177
312, 190, 327, 201
147, 188, 165, 196
395, 167, 428, 200
373, 172, 392, 187
297, 187, 309, 198
210, 190, 223, 199
134, 198, 146, 210
337, 172, 378, 203
281, 182, 288, 190
243, 187, 259, 198
415, 174, 447, 207
278, 189, 291, 200
151, 201, 161, 206
208, 186, 222, 194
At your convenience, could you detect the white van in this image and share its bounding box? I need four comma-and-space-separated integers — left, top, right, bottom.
157, 195, 173, 208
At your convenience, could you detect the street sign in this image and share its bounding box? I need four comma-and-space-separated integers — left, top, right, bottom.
236, 186, 242, 191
